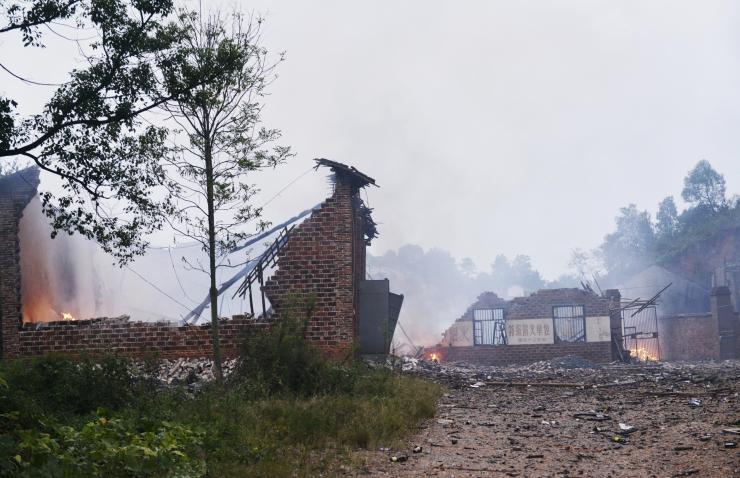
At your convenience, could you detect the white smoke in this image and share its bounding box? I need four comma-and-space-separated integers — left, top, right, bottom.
19, 197, 261, 324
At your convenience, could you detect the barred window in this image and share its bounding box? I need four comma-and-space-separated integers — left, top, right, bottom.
552, 305, 586, 343
473, 308, 506, 345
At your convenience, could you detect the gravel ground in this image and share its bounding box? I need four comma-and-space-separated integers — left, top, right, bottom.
352, 358, 740, 478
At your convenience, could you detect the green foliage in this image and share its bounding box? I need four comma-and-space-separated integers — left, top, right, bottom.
234, 300, 356, 397
655, 195, 679, 239
681, 159, 727, 212
0, 354, 155, 426
0, 98, 16, 153
0, 1, 241, 264
1, 1, 80, 47
164, 10, 292, 379
600, 204, 655, 279
167, 370, 439, 477
653, 161, 737, 264
13, 412, 205, 478
166, 10, 292, 255
597, 160, 738, 281
0, 336, 440, 477
485, 254, 545, 294
655, 202, 740, 262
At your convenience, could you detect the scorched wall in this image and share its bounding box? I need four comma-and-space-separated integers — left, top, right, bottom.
262, 168, 369, 360
2, 161, 374, 361
0, 168, 40, 358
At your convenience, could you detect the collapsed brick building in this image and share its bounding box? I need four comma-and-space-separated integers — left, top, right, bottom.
0, 160, 401, 361
430, 288, 622, 365
431, 284, 740, 365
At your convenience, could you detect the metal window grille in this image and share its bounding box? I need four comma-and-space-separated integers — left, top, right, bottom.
552, 305, 586, 343
621, 304, 660, 361
473, 308, 506, 345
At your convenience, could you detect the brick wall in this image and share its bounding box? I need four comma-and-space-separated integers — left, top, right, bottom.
431, 342, 612, 366
262, 172, 365, 360
657, 287, 740, 361
436, 288, 619, 363
17, 317, 263, 359
3, 164, 370, 362
507, 288, 610, 319
658, 313, 719, 361
0, 167, 40, 359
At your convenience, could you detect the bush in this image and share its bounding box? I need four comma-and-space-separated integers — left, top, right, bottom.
0, 354, 141, 421
0, 314, 442, 477
12, 411, 205, 478
234, 300, 357, 397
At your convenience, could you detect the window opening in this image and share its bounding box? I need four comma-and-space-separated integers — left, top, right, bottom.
473, 308, 506, 345
553, 305, 586, 343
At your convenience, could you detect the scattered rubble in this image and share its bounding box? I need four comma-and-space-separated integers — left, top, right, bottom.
25, 314, 133, 329
354, 358, 740, 477
130, 357, 238, 388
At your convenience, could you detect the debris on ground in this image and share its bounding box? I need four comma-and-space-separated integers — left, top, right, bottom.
618, 422, 636, 434
130, 357, 238, 388
354, 358, 740, 477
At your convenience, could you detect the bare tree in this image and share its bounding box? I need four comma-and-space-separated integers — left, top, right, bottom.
164, 11, 291, 379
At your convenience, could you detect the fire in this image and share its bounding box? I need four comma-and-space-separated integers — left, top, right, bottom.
61, 312, 76, 321
430, 353, 439, 363
631, 347, 658, 362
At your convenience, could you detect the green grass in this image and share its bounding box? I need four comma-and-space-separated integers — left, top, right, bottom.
0, 356, 440, 477
1, 312, 441, 476
188, 371, 439, 477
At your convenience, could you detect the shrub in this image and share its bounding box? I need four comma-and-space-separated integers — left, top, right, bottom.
1, 354, 139, 420
0, 310, 442, 476
11, 411, 205, 478
234, 299, 357, 397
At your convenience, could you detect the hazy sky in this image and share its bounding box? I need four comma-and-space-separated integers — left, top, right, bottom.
4, 1, 740, 279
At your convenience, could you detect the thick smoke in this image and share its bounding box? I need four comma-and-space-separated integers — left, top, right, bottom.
20, 197, 108, 322
18, 197, 262, 324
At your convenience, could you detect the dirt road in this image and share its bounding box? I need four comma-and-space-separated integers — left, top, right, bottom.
353, 359, 740, 477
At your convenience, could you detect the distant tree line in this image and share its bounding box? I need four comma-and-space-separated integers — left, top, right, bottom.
371, 160, 739, 343
368, 245, 581, 345
598, 160, 739, 283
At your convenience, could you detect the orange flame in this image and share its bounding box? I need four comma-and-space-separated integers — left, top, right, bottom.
61, 312, 76, 321
430, 353, 439, 363
631, 347, 657, 361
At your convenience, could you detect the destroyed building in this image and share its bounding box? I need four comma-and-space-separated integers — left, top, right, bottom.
657, 286, 739, 361
432, 284, 740, 365
616, 263, 740, 361
0, 160, 401, 360
431, 288, 622, 365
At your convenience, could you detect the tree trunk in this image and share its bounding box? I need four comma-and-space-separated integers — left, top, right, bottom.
204, 137, 223, 381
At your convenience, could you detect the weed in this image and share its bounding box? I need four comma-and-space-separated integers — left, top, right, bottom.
234, 296, 357, 397
0, 315, 441, 477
